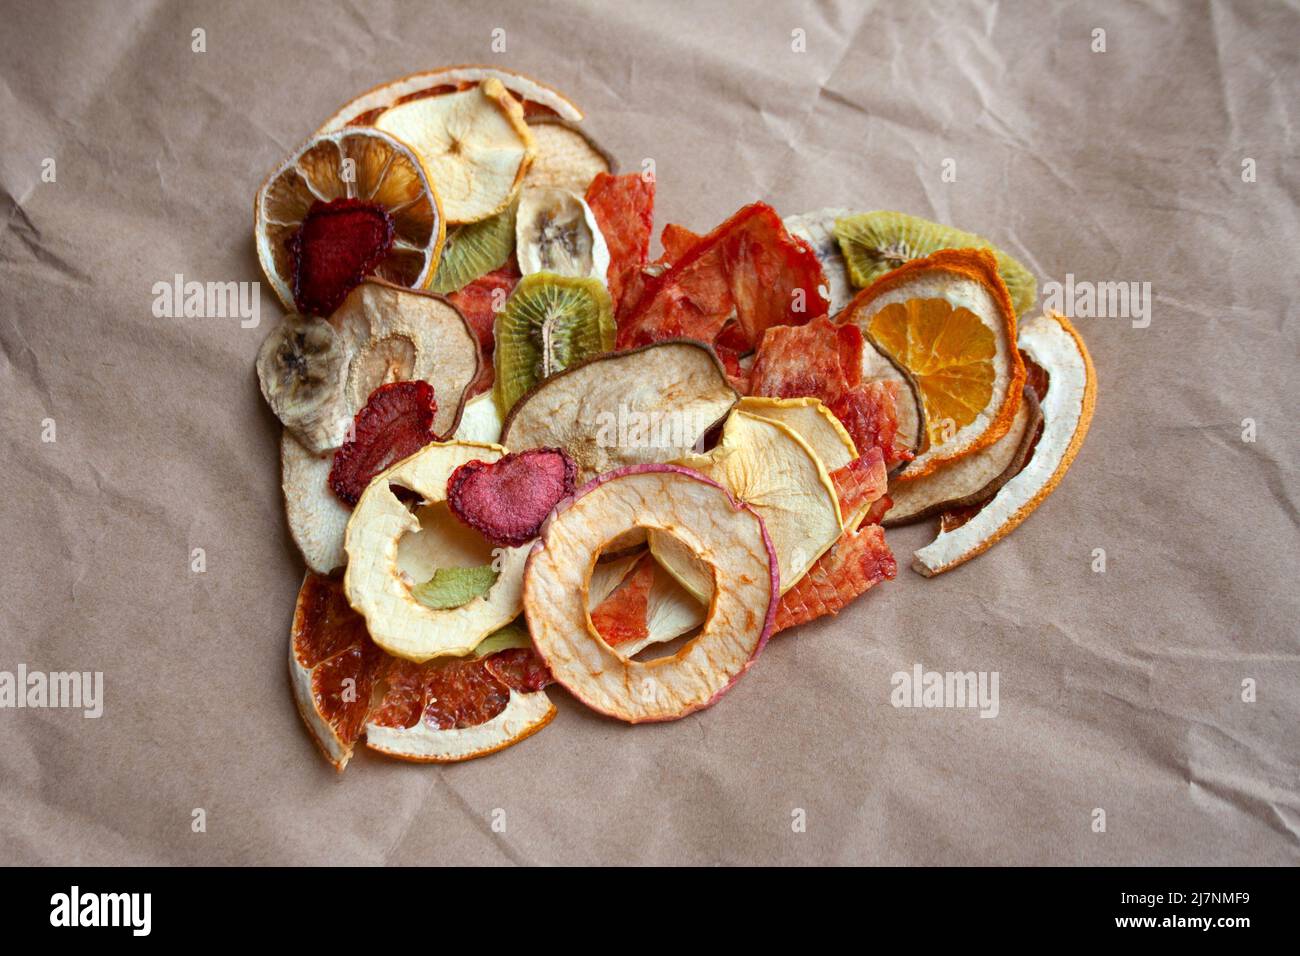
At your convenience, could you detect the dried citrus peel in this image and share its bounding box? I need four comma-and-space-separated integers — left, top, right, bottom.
524, 465, 778, 722
912, 311, 1095, 576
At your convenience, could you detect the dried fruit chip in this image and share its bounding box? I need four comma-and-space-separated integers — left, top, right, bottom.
841, 249, 1025, 478
411, 564, 501, 610
524, 464, 778, 722
735, 396, 858, 473
345, 440, 531, 661
590, 553, 655, 648
375, 79, 535, 224
448, 258, 521, 355
257, 314, 350, 456
783, 207, 855, 316
288, 198, 395, 316
364, 645, 555, 762
649, 410, 843, 599
615, 202, 829, 354
453, 391, 505, 445
828, 381, 909, 470
584, 172, 655, 313
430, 204, 516, 294
523, 116, 615, 193
515, 185, 610, 280
750, 315, 863, 400
774, 523, 896, 633
834, 210, 1038, 318
828, 447, 889, 523
860, 335, 928, 465
329, 381, 438, 506
447, 447, 577, 546
499, 340, 738, 483
492, 272, 615, 415
911, 311, 1095, 576
289, 572, 389, 771
254, 127, 443, 313
658, 223, 702, 264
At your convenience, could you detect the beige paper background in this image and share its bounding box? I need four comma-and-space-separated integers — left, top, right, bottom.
1, 0, 1296, 865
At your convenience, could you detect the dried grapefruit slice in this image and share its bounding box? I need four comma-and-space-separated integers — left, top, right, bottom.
318, 65, 585, 132
648, 410, 842, 599
289, 572, 389, 771
344, 441, 530, 661
840, 249, 1025, 478
912, 311, 1096, 576
255, 128, 443, 314
524, 465, 778, 722
375, 79, 534, 224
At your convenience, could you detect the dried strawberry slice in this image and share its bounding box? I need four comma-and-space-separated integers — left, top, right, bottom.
589, 553, 655, 647
585, 172, 655, 315
446, 447, 577, 546
616, 202, 828, 354
329, 380, 438, 506
774, 523, 896, 633
483, 647, 554, 693
288, 198, 395, 317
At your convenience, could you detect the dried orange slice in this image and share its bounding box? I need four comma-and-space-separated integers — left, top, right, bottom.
841, 249, 1024, 479
255, 127, 443, 313
375, 79, 534, 224
911, 311, 1096, 576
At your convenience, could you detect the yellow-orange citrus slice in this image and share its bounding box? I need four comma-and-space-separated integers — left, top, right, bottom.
254, 127, 443, 312
911, 310, 1096, 576
841, 249, 1024, 480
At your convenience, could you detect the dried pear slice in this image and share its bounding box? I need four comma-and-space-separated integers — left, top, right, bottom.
429, 204, 516, 294
499, 339, 738, 482
515, 186, 610, 281
885, 388, 1041, 527
859, 334, 928, 467
783, 207, 854, 317
282, 432, 351, 574
375, 79, 535, 224
835, 210, 1037, 318
912, 311, 1096, 576
524, 465, 778, 722
649, 410, 843, 599
257, 315, 350, 455
523, 116, 615, 193
492, 272, 615, 415
344, 441, 530, 662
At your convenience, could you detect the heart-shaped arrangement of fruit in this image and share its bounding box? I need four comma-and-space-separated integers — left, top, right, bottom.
254, 66, 1096, 771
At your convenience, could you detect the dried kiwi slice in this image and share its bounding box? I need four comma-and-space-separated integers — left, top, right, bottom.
430, 204, 516, 294
492, 272, 615, 415
834, 211, 1037, 318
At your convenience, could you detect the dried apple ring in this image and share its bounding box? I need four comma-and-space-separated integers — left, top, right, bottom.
523, 464, 778, 723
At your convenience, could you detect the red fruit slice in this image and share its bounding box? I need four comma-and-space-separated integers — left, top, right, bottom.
290, 573, 390, 770
750, 315, 863, 399
589, 553, 655, 647
659, 223, 702, 263
828, 382, 911, 470
774, 523, 897, 633
828, 446, 888, 519
448, 257, 521, 356
584, 172, 655, 314
484, 646, 555, 692
447, 447, 577, 546
328, 380, 438, 506
615, 202, 829, 354
288, 198, 395, 317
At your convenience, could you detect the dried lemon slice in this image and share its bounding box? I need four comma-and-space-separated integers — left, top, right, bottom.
375, 79, 534, 224
254, 127, 443, 313
912, 311, 1096, 576
841, 249, 1025, 479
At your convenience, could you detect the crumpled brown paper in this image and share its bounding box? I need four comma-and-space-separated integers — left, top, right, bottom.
1, 0, 1296, 864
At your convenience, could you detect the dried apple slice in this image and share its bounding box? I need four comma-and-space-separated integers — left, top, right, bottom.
912, 311, 1096, 576
648, 410, 842, 599
375, 79, 535, 224
736, 396, 857, 472
499, 340, 738, 483
318, 65, 585, 133
453, 391, 504, 444
344, 441, 530, 661
522, 116, 615, 193
281, 432, 351, 574
524, 465, 778, 722
885, 388, 1041, 527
